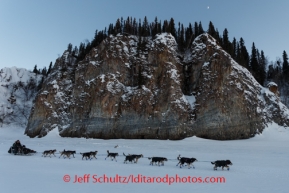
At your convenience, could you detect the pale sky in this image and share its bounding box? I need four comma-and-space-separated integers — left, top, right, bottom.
0, 0, 288, 70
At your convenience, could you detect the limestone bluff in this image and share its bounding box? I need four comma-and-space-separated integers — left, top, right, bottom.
25, 33, 289, 140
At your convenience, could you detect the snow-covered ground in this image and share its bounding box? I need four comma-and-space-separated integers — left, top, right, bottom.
1, 123, 289, 193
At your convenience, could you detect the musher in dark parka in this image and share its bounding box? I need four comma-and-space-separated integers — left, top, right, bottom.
12, 140, 23, 154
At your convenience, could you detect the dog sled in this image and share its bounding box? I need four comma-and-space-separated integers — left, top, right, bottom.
8, 140, 36, 155
8, 144, 37, 156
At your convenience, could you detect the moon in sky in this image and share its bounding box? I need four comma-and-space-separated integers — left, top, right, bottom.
207, 6, 210, 9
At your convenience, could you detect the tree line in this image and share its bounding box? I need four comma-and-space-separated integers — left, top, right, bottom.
32, 62, 53, 76
35, 17, 288, 91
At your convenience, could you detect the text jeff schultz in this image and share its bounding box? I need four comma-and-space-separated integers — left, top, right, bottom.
68, 174, 226, 185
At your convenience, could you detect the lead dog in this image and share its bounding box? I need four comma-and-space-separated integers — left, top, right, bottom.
42, 149, 56, 158
148, 157, 168, 166
105, 150, 118, 161
211, 160, 233, 170
176, 155, 197, 169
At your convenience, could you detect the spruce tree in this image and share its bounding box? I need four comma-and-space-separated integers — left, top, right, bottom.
178, 23, 185, 51
236, 42, 241, 63
282, 50, 289, 78
157, 20, 162, 34
222, 28, 230, 52
72, 46, 78, 57
104, 27, 107, 36
238, 38, 250, 69
91, 30, 98, 47
85, 42, 91, 55
108, 23, 114, 35
259, 50, 266, 85
33, 65, 38, 74
67, 43, 73, 53
162, 20, 168, 33
185, 23, 193, 48
114, 18, 121, 35
77, 42, 86, 61
250, 43, 265, 85
267, 64, 274, 80
250, 42, 259, 74
198, 22, 204, 34
208, 21, 216, 37
232, 38, 237, 60
120, 17, 124, 34
123, 17, 130, 34
151, 17, 158, 37
138, 18, 142, 36
132, 18, 137, 35
194, 22, 199, 36
142, 16, 149, 37
47, 62, 53, 75
168, 18, 176, 38
177, 22, 180, 40
41, 67, 47, 76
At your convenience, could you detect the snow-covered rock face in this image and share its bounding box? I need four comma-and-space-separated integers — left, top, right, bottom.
25, 33, 194, 139
25, 33, 289, 140
0, 67, 42, 126
185, 34, 289, 139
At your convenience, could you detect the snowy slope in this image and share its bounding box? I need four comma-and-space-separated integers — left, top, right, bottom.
0, 67, 42, 126
1, 123, 289, 193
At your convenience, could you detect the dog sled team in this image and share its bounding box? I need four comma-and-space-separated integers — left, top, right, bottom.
8, 140, 233, 170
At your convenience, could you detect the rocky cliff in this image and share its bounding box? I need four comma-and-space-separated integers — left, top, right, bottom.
185, 34, 289, 139
25, 33, 289, 140
0, 67, 42, 126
